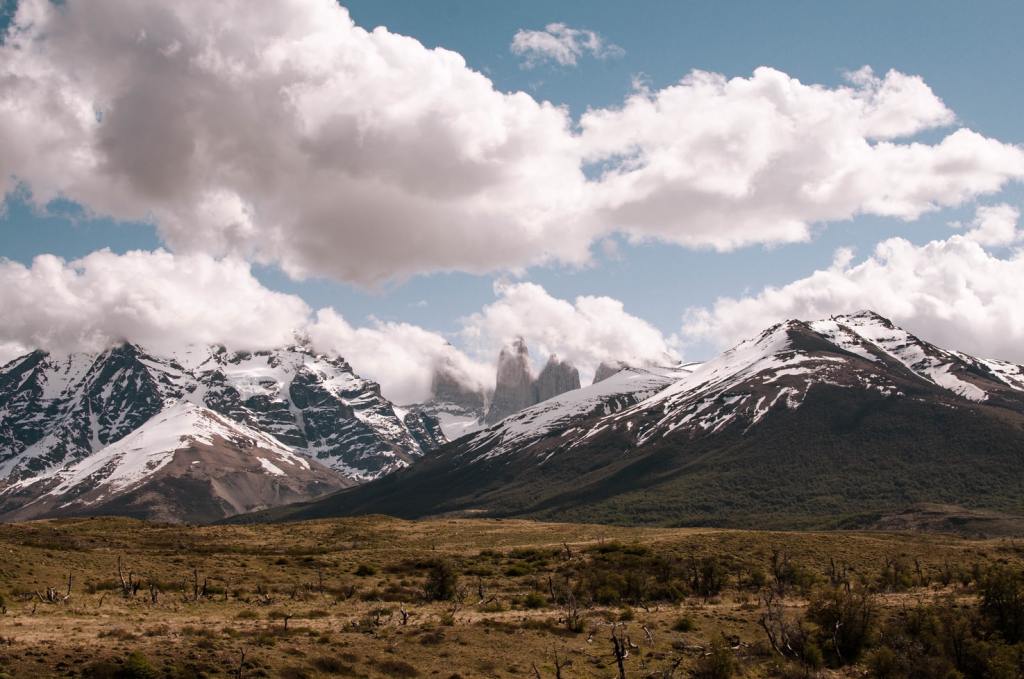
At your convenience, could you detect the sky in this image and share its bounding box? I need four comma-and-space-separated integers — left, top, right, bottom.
2, 0, 1024, 403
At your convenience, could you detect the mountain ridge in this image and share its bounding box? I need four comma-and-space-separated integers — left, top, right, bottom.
246, 311, 1024, 528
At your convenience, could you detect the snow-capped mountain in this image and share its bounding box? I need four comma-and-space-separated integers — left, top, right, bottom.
0, 340, 446, 520
260, 312, 1024, 529
0, 402, 348, 523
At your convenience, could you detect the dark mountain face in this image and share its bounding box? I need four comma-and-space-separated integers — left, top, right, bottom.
253, 312, 1024, 529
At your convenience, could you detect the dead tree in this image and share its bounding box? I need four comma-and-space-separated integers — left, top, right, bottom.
117, 557, 138, 598
234, 648, 246, 679
37, 570, 73, 604
610, 623, 629, 679
552, 649, 568, 679
563, 591, 582, 632
191, 567, 208, 601
758, 589, 806, 661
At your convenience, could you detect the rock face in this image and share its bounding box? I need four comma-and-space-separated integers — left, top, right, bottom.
405, 362, 491, 443
483, 339, 582, 424
485, 338, 536, 424
0, 339, 450, 522
535, 356, 581, 402
430, 364, 487, 413
593, 361, 627, 384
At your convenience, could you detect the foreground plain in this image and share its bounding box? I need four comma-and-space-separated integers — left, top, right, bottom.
0, 517, 1022, 678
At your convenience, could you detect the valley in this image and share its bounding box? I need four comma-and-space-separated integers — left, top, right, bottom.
0, 516, 1022, 678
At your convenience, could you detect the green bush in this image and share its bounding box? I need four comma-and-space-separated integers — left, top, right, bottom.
672, 615, 696, 632
355, 563, 377, 577
806, 586, 876, 665
423, 559, 458, 601
694, 638, 736, 679
978, 565, 1024, 643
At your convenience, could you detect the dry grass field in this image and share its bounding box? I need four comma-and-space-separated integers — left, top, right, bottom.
0, 516, 1020, 678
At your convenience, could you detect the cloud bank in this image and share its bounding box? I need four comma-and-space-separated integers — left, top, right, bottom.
2, 1, 1022, 285
0, 250, 311, 360
0, 249, 677, 403
683, 205, 1024, 363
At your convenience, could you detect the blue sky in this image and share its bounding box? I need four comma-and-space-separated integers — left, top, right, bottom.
2, 0, 1023, 397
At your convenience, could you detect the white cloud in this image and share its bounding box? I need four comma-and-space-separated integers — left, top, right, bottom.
0, 248, 492, 404
0, 249, 311, 361
682, 219, 1024, 363
460, 281, 679, 381
0, 0, 590, 284
1, 249, 675, 404
578, 67, 1023, 251
510, 23, 624, 68
1, 2, 1023, 285
951, 203, 1020, 246
307, 309, 492, 405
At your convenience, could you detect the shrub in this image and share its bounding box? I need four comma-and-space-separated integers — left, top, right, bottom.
522, 592, 546, 609
694, 638, 736, 679
806, 586, 876, 665
423, 559, 458, 601
83, 652, 158, 679
978, 565, 1024, 643
672, 615, 696, 632
374, 659, 420, 677
311, 656, 357, 675
354, 564, 377, 577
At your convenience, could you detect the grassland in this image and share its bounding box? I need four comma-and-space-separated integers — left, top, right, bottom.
0, 516, 1021, 678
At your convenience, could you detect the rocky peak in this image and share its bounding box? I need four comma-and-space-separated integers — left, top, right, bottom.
593, 360, 628, 385
485, 337, 536, 424
484, 340, 583, 424
430, 361, 488, 413
535, 355, 581, 402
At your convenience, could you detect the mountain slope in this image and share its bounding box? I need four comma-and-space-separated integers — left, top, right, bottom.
0, 340, 451, 521
0, 341, 442, 488
0, 402, 349, 523
252, 312, 1024, 528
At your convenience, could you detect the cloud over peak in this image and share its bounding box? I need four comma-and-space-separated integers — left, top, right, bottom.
683, 204, 1024, 364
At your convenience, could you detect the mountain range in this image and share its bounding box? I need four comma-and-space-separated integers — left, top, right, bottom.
0, 341, 442, 521
0, 336, 586, 522
3, 311, 1024, 529
252, 311, 1024, 529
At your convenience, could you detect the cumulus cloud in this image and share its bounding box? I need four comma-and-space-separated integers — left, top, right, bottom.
951, 203, 1021, 246
510, 23, 624, 68
307, 309, 492, 405
0, 0, 590, 284
460, 281, 679, 381
682, 217, 1024, 362
0, 249, 675, 403
0, 248, 493, 404
579, 67, 1024, 250
0, 249, 311, 361
1, 1, 1023, 284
